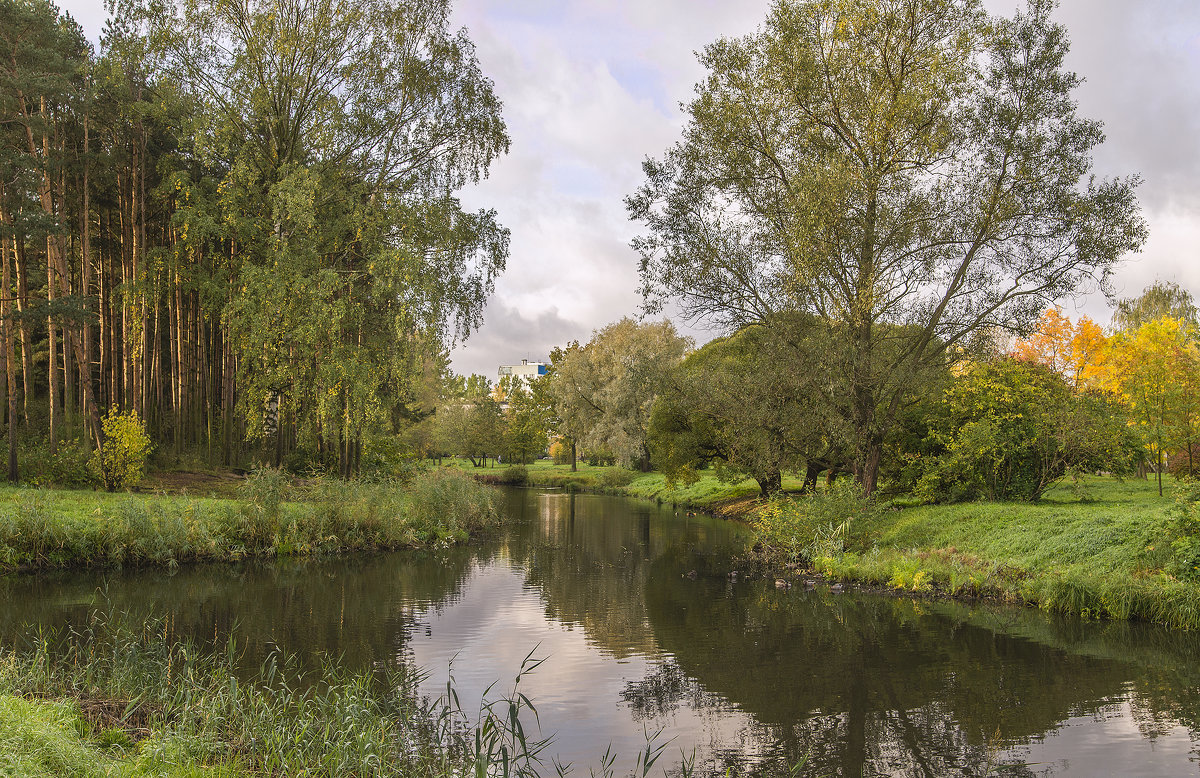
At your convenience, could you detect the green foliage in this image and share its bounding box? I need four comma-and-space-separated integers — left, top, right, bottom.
598, 467, 637, 488
91, 409, 152, 492
404, 468, 498, 542
1114, 280, 1198, 332
908, 359, 1138, 502
584, 448, 616, 467
0, 469, 502, 572
649, 315, 851, 497
546, 318, 690, 470
500, 376, 553, 464
18, 440, 96, 488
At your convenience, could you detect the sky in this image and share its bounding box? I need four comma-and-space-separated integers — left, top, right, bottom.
59, 0, 1200, 378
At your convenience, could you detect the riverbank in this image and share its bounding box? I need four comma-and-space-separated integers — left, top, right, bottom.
0, 613, 549, 777
458, 458, 799, 515
0, 468, 501, 574
776, 477, 1200, 630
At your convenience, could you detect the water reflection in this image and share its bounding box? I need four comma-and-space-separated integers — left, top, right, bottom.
2, 488, 1199, 775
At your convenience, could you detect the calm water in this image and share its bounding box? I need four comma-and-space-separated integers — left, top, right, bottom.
4, 488, 1200, 776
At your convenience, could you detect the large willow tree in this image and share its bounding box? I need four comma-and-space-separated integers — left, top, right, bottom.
628, 0, 1146, 493
140, 0, 510, 472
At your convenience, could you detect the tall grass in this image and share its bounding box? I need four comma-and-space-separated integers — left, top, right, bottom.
0, 468, 502, 573
0, 611, 557, 777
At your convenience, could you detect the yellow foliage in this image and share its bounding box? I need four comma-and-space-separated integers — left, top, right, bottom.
91, 409, 152, 492
1010, 308, 1107, 386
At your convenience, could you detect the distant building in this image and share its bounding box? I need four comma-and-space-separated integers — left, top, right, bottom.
498, 359, 548, 381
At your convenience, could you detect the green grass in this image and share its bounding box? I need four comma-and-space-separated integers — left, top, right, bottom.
792, 476, 1200, 629
0, 468, 503, 574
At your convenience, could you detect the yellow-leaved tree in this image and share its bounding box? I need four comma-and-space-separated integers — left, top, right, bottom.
1090, 318, 1200, 494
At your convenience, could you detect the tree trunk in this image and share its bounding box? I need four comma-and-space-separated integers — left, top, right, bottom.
47, 245, 59, 455
570, 438, 577, 472
81, 112, 92, 449
803, 461, 822, 492
14, 238, 31, 426
2, 228, 18, 481
757, 469, 782, 498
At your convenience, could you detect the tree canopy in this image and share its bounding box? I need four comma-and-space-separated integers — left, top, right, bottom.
628, 0, 1145, 493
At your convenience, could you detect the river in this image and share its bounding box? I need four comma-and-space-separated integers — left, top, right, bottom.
3, 488, 1199, 776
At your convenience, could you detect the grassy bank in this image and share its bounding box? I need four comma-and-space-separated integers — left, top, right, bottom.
760, 477, 1200, 629
455, 458, 802, 513
0, 613, 554, 777
0, 468, 501, 574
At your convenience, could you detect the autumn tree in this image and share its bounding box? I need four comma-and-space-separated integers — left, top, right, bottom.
1010, 309, 1107, 386
628, 0, 1145, 494
1093, 318, 1199, 495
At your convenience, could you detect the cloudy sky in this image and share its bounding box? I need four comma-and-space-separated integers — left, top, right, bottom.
60, 0, 1200, 377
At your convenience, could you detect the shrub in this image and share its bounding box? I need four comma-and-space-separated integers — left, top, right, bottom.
1166, 481, 1200, 581
90, 409, 152, 492
753, 481, 881, 565
906, 359, 1139, 502
499, 464, 529, 485
583, 448, 616, 467
20, 440, 96, 488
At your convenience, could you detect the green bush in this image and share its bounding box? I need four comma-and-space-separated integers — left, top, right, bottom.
499, 464, 529, 485
1166, 481, 1200, 581
19, 440, 97, 488
583, 448, 616, 467
90, 409, 152, 492
906, 359, 1139, 502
